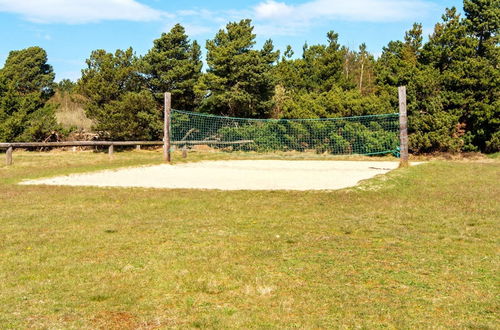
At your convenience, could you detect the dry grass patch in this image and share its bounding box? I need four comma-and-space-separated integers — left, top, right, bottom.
0, 150, 498, 328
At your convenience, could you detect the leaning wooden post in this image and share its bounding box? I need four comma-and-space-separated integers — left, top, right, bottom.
398, 86, 409, 167
164, 92, 172, 163
6, 146, 13, 166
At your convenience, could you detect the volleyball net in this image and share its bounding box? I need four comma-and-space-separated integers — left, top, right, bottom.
171, 109, 400, 155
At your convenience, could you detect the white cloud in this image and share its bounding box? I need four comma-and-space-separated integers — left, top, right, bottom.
255, 1, 293, 19
174, 8, 250, 38
251, 0, 436, 36
0, 0, 168, 24
254, 0, 435, 23
172, 1, 438, 39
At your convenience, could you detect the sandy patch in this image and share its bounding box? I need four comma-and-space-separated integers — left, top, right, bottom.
20, 160, 414, 191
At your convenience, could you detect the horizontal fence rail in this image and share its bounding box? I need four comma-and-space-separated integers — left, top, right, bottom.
0, 140, 253, 149
0, 140, 254, 165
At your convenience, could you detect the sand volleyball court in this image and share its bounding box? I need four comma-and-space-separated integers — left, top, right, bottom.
20, 160, 409, 191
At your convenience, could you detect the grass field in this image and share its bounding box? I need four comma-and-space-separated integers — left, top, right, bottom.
0, 150, 498, 328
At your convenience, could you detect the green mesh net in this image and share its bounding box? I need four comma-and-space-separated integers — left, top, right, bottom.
171, 109, 400, 155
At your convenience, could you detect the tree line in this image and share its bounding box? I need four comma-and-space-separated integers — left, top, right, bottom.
0, 0, 498, 153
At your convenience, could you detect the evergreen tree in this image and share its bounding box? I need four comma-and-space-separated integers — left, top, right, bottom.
377, 23, 464, 153
296, 31, 345, 93
422, 4, 499, 151
196, 19, 279, 117
463, 0, 499, 151
78, 48, 160, 140
464, 0, 499, 56
57, 79, 76, 94
272, 45, 310, 92
314, 31, 346, 92
142, 24, 202, 111
0, 47, 60, 142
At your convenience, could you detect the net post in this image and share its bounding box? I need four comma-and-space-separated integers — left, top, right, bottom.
164, 92, 172, 163
398, 86, 409, 167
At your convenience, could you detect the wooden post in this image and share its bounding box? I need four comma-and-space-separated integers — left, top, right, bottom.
108, 144, 114, 158
6, 146, 13, 166
398, 86, 409, 167
182, 146, 187, 158
136, 145, 141, 151
164, 92, 172, 163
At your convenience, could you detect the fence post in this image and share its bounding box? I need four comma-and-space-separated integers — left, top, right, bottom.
164, 92, 172, 163
398, 86, 409, 167
6, 146, 13, 165
108, 144, 114, 158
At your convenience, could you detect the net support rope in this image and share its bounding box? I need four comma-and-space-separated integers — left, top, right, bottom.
171, 109, 400, 156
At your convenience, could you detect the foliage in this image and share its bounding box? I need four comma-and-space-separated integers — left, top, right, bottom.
57, 79, 76, 94
142, 24, 202, 111
377, 1, 500, 153
78, 48, 161, 140
195, 19, 279, 118
278, 87, 392, 119
77, 25, 202, 140
0, 47, 61, 142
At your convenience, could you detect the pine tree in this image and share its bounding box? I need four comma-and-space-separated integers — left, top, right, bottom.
78, 48, 160, 140
463, 0, 499, 151
421, 4, 499, 151
196, 19, 279, 117
298, 31, 346, 93
142, 24, 202, 111
0, 47, 60, 142
376, 22, 464, 153
464, 0, 499, 56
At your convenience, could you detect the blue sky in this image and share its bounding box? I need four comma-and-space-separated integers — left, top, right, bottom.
0, 0, 463, 82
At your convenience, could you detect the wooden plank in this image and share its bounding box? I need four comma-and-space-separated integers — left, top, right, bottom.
0, 140, 254, 149
6, 146, 13, 165
398, 86, 409, 167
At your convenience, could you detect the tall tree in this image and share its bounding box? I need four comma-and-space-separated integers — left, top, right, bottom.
464, 0, 499, 56
463, 0, 500, 151
297, 31, 346, 93
316, 31, 346, 92
0, 47, 60, 142
195, 19, 279, 117
272, 45, 310, 92
376, 22, 464, 153
422, 4, 499, 151
142, 24, 202, 111
78, 48, 160, 140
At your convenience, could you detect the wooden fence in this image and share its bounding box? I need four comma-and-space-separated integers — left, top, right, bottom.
0, 140, 253, 165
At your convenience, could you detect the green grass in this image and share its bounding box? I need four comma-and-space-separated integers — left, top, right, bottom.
487, 152, 500, 159
0, 150, 498, 328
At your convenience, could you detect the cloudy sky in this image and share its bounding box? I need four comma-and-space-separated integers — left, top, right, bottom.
0, 0, 463, 81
